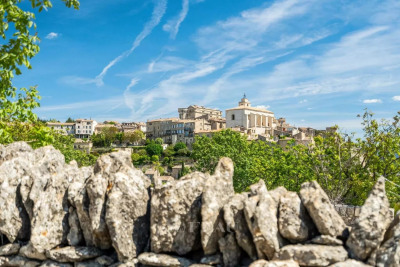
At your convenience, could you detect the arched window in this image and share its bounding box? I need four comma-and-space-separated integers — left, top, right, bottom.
231, 114, 235, 120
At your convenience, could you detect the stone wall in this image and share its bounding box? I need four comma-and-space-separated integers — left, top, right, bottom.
0, 142, 398, 267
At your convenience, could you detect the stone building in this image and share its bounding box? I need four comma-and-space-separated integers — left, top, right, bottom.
178, 105, 222, 120
147, 106, 225, 146
226, 95, 275, 137
47, 122, 75, 135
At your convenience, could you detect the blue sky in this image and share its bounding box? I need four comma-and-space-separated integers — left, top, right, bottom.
15, 0, 400, 133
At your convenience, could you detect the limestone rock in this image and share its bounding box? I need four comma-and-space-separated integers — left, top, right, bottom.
45, 246, 103, 263
347, 177, 392, 261
67, 207, 83, 246
244, 180, 282, 260
151, 172, 208, 255
300, 181, 347, 237
278, 191, 314, 242
75, 255, 116, 267
21, 146, 71, 259
269, 187, 287, 207
109, 259, 139, 267
277, 244, 348, 266
105, 152, 151, 262
39, 260, 73, 267
138, 252, 193, 267
310, 235, 343, 246
0, 144, 34, 242
0, 243, 20, 256
218, 233, 241, 267
375, 219, 400, 267
0, 141, 33, 166
67, 164, 93, 247
249, 259, 299, 267
328, 259, 372, 266
5, 255, 41, 267
201, 157, 235, 255
200, 254, 221, 265
223, 193, 257, 259
19, 244, 46, 260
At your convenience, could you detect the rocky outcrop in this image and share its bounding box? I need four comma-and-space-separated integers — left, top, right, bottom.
278, 191, 314, 242
138, 252, 193, 267
347, 176, 392, 261
300, 181, 347, 237
151, 172, 208, 255
244, 180, 282, 260
223, 193, 257, 259
0, 142, 398, 267
201, 157, 235, 255
277, 244, 348, 266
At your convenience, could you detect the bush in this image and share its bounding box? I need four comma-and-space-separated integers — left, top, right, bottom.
146, 142, 163, 157
151, 155, 159, 162
163, 145, 176, 157
162, 157, 170, 166
174, 142, 187, 151
177, 148, 190, 156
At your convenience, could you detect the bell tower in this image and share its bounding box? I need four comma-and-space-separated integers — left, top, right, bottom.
239, 93, 251, 107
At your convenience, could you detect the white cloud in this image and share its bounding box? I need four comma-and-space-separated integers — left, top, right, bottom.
163, 0, 189, 39
392, 96, 400, 101
45, 32, 59, 39
363, 99, 382, 104
70, 0, 167, 87
256, 105, 271, 110
299, 99, 308, 104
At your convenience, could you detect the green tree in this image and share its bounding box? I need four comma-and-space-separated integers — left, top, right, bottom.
155, 137, 163, 145
192, 112, 400, 206
151, 155, 159, 163
0, 0, 79, 143
174, 142, 187, 151
65, 117, 75, 123
124, 130, 145, 144
146, 141, 163, 157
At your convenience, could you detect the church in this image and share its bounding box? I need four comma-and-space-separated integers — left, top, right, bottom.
226, 95, 275, 136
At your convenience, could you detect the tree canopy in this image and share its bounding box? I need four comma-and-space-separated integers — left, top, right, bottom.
192, 111, 400, 206
0, 0, 79, 143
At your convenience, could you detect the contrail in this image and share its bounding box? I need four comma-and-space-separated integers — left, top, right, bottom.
95, 0, 168, 86
164, 0, 189, 39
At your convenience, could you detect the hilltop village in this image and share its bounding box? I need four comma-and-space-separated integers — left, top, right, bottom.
47, 95, 332, 150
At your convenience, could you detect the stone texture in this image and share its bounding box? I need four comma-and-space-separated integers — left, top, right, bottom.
218, 233, 241, 267
67, 207, 83, 246
138, 252, 193, 267
300, 181, 347, 237
75, 255, 116, 267
244, 180, 282, 260
328, 259, 372, 266
249, 259, 299, 267
223, 193, 257, 259
277, 244, 348, 266
310, 235, 343, 246
201, 157, 235, 255
4, 255, 41, 267
39, 260, 73, 267
374, 218, 400, 267
21, 146, 72, 259
151, 172, 208, 255
45, 246, 103, 263
199, 254, 221, 265
278, 191, 314, 242
0, 243, 20, 256
87, 151, 151, 257
0, 143, 34, 242
105, 152, 151, 262
347, 177, 392, 261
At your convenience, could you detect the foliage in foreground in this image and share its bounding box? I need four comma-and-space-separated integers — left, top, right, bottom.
1, 122, 97, 167
192, 111, 400, 206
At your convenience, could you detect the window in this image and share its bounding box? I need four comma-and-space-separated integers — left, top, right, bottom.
232, 114, 235, 120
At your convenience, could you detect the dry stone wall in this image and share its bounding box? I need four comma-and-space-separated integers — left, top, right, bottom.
0, 142, 398, 267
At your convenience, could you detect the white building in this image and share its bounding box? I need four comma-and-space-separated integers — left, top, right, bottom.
47, 122, 75, 135
226, 95, 275, 136
74, 119, 98, 139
